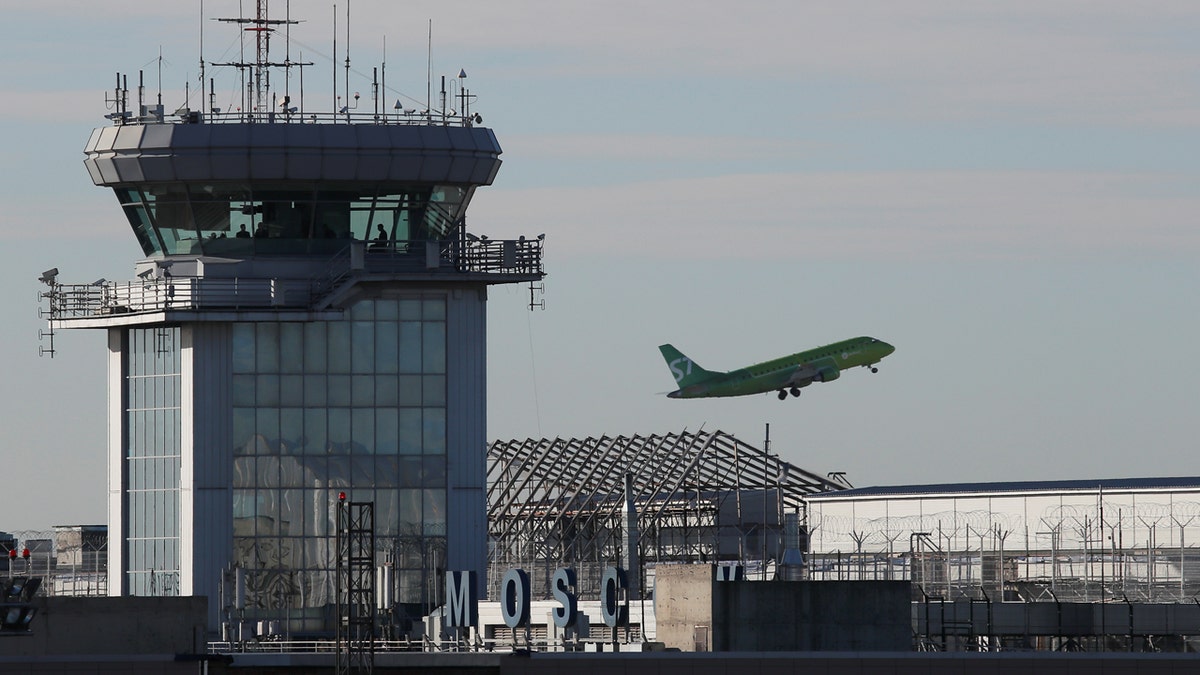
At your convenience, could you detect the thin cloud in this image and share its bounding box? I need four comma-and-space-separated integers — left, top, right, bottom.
503, 133, 828, 163
472, 170, 1200, 262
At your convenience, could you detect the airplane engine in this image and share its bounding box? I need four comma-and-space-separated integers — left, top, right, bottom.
815, 366, 840, 382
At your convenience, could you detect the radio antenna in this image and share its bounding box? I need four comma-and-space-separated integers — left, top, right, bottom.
198, 0, 205, 89
426, 20, 432, 115
332, 4, 337, 116
344, 0, 351, 117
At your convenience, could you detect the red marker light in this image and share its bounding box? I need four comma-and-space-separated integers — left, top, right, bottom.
338, 491, 346, 501
6, 550, 13, 560
21, 549, 29, 560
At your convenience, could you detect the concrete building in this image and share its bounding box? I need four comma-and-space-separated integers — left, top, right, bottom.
40, 4, 543, 634
52, 525, 108, 596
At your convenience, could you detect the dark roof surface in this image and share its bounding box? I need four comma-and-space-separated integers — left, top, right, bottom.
808, 476, 1200, 500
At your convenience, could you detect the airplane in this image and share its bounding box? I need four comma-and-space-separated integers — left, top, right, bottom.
658, 336, 895, 400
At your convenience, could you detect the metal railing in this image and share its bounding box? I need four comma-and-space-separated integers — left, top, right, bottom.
48, 277, 316, 319
109, 108, 480, 128
44, 237, 543, 321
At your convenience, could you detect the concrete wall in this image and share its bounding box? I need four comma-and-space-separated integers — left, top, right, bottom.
655, 565, 714, 651
0, 596, 207, 657
655, 564, 910, 652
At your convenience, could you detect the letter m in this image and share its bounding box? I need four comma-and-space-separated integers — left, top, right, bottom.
445, 570, 478, 628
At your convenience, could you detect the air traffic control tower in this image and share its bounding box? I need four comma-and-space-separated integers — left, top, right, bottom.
40, 8, 543, 635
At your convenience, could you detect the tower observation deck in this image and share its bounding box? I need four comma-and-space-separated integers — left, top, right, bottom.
41, 4, 544, 638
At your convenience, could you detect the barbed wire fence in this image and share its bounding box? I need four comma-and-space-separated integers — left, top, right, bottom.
1, 529, 107, 597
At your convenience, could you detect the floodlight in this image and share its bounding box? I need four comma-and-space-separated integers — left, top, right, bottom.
136, 268, 154, 280
38, 268, 58, 284
91, 278, 106, 286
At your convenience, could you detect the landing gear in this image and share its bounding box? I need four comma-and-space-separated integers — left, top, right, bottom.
789, 387, 801, 397
777, 390, 787, 400
870, 366, 879, 374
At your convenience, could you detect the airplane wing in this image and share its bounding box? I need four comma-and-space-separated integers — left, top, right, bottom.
785, 357, 840, 387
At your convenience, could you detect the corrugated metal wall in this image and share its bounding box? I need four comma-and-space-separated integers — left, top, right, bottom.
445, 285, 489, 594
180, 323, 233, 626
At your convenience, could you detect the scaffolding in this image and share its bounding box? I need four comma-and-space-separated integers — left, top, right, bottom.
336, 500, 375, 674
486, 429, 843, 601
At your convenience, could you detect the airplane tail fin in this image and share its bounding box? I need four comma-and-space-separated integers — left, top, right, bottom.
658, 344, 718, 388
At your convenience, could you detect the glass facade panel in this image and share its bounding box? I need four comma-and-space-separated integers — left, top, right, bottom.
280, 375, 304, 407
124, 326, 182, 596
397, 375, 422, 406
304, 375, 328, 407
422, 323, 446, 373
228, 296, 447, 616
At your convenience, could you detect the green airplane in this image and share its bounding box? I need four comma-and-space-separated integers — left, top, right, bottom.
659, 336, 895, 400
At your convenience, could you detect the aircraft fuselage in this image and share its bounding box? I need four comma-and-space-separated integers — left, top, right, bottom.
661, 336, 895, 399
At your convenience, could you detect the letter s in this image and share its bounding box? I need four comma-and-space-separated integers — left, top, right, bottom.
551, 567, 578, 628
669, 357, 693, 383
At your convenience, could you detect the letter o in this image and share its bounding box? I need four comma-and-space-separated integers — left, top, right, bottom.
500, 568, 530, 629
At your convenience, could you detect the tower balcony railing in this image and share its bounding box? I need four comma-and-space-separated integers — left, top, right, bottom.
47, 277, 317, 318
43, 237, 543, 320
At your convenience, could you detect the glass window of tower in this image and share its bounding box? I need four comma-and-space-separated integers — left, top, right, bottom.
110, 184, 474, 257
230, 296, 447, 627
124, 327, 183, 596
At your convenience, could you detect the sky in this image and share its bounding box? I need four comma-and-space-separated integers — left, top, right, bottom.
2, 1, 1199, 530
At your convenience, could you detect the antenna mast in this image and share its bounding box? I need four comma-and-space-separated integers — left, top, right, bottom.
344, 0, 351, 116
426, 20, 432, 114
198, 0, 205, 90
211, 2, 306, 118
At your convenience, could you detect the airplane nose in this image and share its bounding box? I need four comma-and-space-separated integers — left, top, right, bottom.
882, 341, 896, 356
